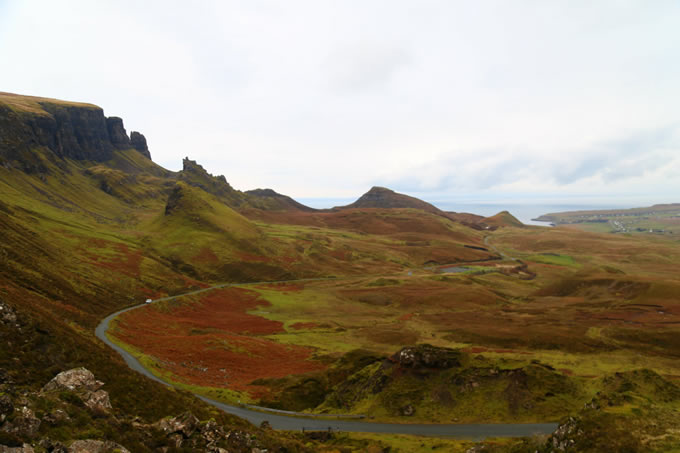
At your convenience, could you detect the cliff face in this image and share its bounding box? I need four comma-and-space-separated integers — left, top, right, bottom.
0, 92, 150, 173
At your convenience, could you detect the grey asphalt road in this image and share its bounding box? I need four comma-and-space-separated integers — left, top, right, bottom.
95, 281, 559, 439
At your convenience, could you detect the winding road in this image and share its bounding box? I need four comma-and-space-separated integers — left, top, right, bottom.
95, 278, 558, 439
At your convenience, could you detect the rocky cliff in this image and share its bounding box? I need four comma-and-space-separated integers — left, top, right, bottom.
0, 92, 150, 173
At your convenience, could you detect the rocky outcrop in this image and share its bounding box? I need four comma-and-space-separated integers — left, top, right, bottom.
392, 344, 463, 370
1, 407, 41, 438
105, 117, 130, 149
42, 368, 103, 393
0, 445, 35, 453
42, 368, 111, 413
67, 440, 130, 453
130, 131, 151, 159
155, 412, 199, 438
0, 94, 151, 172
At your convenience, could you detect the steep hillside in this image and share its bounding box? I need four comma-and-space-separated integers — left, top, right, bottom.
0, 93, 390, 451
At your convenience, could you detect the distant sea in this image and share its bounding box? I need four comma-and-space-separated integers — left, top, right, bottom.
298, 198, 637, 227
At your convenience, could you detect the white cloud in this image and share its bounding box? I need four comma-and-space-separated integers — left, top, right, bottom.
1, 0, 679, 205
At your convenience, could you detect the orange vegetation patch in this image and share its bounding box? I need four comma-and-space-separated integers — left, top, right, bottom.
289, 322, 320, 330
399, 313, 415, 321
193, 247, 219, 264
88, 243, 143, 277
114, 287, 326, 396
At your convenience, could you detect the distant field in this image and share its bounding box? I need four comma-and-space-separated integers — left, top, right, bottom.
534, 203, 680, 235
112, 222, 680, 427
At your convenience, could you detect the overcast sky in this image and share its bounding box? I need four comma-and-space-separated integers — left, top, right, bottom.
1, 1, 679, 207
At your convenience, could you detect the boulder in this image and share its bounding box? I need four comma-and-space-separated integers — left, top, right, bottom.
42, 368, 103, 393
43, 409, 70, 425
67, 440, 130, 453
392, 345, 462, 370
84, 390, 112, 413
0, 301, 17, 324
155, 412, 199, 438
42, 368, 111, 414
400, 404, 415, 416
200, 419, 226, 445
1, 407, 40, 438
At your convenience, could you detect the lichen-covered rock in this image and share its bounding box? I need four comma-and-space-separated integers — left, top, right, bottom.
83, 389, 112, 413
0, 394, 13, 421
42, 368, 111, 414
1, 407, 41, 438
155, 412, 199, 438
392, 344, 463, 370
0, 301, 17, 325
547, 416, 582, 451
38, 438, 67, 453
42, 368, 103, 393
399, 404, 415, 416
200, 419, 226, 445
0, 444, 35, 453
67, 440, 130, 453
43, 409, 70, 425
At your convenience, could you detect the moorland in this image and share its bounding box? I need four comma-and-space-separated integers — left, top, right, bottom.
1, 92, 680, 452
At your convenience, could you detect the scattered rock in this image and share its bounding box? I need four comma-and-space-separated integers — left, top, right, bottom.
155, 412, 199, 438
259, 420, 272, 430
38, 438, 67, 453
200, 419, 226, 445
0, 444, 35, 453
548, 416, 582, 451
225, 429, 256, 450
0, 394, 13, 421
43, 409, 70, 425
83, 390, 111, 413
67, 440, 130, 453
0, 301, 17, 325
1, 407, 40, 438
400, 404, 415, 416
392, 345, 462, 370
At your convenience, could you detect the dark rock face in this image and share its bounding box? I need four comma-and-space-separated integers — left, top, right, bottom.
392, 344, 463, 370
130, 131, 150, 159
105, 117, 130, 149
0, 101, 151, 172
